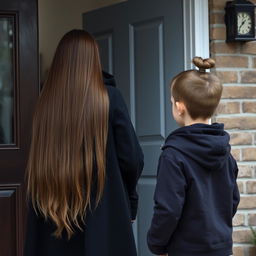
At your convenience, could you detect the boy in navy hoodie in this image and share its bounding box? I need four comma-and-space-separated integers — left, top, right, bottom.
147, 57, 240, 256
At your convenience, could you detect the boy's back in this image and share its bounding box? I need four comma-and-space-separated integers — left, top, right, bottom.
147, 57, 240, 256
147, 123, 239, 256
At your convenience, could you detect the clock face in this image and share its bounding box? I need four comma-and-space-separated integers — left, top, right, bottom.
237, 12, 252, 35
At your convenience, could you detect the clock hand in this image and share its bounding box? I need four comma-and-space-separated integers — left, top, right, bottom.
239, 20, 246, 30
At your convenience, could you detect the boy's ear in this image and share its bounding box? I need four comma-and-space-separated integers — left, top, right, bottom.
175, 101, 186, 116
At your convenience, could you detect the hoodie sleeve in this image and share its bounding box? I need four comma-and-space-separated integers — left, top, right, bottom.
232, 162, 240, 217
147, 152, 187, 255
112, 88, 144, 220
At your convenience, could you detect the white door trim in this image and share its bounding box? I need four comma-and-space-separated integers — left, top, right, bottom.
183, 0, 210, 70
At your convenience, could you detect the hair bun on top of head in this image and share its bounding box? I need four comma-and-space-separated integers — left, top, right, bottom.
192, 56, 215, 72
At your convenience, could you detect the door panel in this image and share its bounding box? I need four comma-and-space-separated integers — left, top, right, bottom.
0, 185, 22, 256
0, 14, 17, 147
96, 31, 114, 74
84, 1, 183, 255
131, 18, 165, 138
137, 178, 156, 256
0, 16, 15, 145
0, 0, 39, 255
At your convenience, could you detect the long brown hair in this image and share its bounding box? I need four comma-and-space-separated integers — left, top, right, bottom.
171, 57, 222, 119
26, 30, 109, 239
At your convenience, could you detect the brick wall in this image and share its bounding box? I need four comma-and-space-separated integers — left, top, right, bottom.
209, 0, 256, 255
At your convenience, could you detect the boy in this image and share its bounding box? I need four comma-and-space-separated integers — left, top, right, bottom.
147, 57, 240, 256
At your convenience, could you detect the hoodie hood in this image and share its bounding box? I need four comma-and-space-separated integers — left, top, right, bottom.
103, 71, 116, 87
162, 123, 231, 171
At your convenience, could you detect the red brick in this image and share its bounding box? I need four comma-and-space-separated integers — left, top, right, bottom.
238, 165, 254, 178
237, 181, 244, 194
210, 0, 227, 10
210, 12, 225, 25
243, 102, 256, 113
216, 101, 240, 114
242, 148, 256, 161
241, 41, 256, 54
233, 213, 245, 226
233, 246, 244, 256
222, 86, 256, 99
241, 71, 256, 83
238, 196, 256, 209
230, 132, 253, 145
216, 116, 256, 130
211, 42, 237, 54
215, 56, 248, 68
247, 180, 256, 193
215, 71, 238, 83
254, 57, 256, 68
248, 246, 256, 256
233, 229, 252, 243
232, 148, 241, 161
248, 214, 256, 226
210, 27, 226, 40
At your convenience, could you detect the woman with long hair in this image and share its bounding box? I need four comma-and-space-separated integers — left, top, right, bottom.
24, 30, 144, 256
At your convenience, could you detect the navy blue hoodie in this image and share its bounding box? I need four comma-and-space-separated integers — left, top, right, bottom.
147, 123, 240, 256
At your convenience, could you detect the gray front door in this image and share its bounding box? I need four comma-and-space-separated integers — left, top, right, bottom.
84, 1, 184, 255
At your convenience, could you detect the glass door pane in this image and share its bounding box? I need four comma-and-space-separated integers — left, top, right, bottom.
0, 17, 14, 145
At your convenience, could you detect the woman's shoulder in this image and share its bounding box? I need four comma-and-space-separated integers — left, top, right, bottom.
106, 85, 120, 97
106, 86, 124, 108
106, 86, 130, 124
106, 86, 119, 122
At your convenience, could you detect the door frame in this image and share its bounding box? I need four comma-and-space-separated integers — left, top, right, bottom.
183, 0, 210, 70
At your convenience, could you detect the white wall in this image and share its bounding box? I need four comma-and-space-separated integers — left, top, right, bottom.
39, 0, 125, 81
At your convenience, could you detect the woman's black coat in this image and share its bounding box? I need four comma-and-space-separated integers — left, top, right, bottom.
24, 85, 144, 256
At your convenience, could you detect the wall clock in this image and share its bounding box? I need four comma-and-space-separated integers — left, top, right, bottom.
225, 0, 256, 42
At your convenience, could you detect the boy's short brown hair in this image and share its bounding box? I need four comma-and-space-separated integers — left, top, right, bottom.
171, 57, 223, 119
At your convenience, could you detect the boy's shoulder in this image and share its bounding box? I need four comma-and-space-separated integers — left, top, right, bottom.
161, 124, 237, 173
160, 145, 184, 164
161, 131, 189, 159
